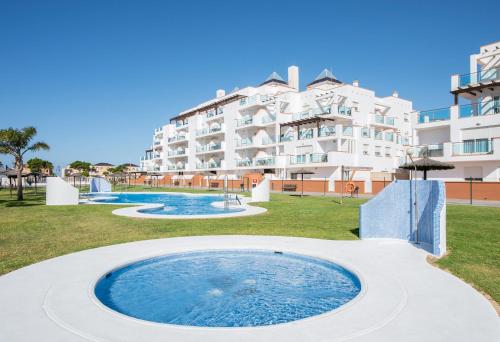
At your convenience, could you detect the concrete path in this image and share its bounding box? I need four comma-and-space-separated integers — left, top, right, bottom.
0, 236, 498, 341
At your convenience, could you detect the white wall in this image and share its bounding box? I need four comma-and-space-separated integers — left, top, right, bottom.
46, 177, 79, 205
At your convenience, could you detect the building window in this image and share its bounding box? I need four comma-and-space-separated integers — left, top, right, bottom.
361, 127, 370, 138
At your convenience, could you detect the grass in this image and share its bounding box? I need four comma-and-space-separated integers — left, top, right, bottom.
0, 186, 498, 305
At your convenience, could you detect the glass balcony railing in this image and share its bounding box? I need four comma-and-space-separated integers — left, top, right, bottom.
458, 68, 500, 87
418, 107, 450, 123
290, 153, 328, 165
168, 164, 185, 170
168, 135, 186, 143
239, 95, 271, 107
343, 126, 353, 136
415, 144, 444, 158
236, 159, 253, 167
386, 117, 395, 125
459, 100, 500, 118
168, 149, 186, 156
196, 161, 222, 169
385, 132, 394, 142
375, 115, 385, 124
196, 143, 222, 153
255, 157, 275, 167
236, 117, 253, 127
235, 138, 253, 147
298, 129, 313, 140
261, 115, 276, 124
338, 106, 352, 116
452, 139, 493, 155
175, 120, 188, 128
318, 126, 336, 137
280, 134, 294, 142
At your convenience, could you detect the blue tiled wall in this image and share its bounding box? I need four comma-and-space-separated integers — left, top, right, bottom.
359, 180, 446, 256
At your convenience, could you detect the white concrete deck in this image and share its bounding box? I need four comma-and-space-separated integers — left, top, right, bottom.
0, 236, 498, 341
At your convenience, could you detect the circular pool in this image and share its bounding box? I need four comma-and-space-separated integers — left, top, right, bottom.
94, 250, 361, 327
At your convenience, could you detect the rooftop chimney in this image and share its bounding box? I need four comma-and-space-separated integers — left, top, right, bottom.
352, 80, 359, 87
392, 90, 399, 98
288, 65, 299, 90
216, 89, 225, 98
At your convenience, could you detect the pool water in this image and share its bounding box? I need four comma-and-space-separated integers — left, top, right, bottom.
87, 192, 244, 215
94, 250, 361, 327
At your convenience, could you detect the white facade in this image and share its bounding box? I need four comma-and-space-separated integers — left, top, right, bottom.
415, 41, 500, 181
140, 66, 415, 189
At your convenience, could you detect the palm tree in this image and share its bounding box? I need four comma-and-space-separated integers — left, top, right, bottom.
0, 127, 50, 200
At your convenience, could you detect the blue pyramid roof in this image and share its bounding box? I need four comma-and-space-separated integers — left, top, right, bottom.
308, 69, 341, 86
261, 71, 287, 85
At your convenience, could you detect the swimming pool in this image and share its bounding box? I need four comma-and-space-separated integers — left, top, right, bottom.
87, 192, 245, 216
94, 250, 361, 327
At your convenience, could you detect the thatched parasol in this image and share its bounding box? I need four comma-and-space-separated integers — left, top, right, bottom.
294, 168, 315, 197
401, 156, 454, 180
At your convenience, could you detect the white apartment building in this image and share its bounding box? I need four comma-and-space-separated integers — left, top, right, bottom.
416, 41, 500, 181
140, 66, 415, 192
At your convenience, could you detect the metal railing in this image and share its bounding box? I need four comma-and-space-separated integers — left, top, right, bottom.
452, 139, 493, 155
290, 153, 328, 165
415, 144, 444, 157
458, 68, 500, 87
459, 100, 500, 118
418, 107, 450, 123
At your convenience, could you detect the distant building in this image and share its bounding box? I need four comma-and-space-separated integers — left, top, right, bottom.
92, 162, 114, 176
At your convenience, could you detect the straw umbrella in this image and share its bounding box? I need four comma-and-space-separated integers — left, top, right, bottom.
401, 156, 454, 180
293, 168, 315, 197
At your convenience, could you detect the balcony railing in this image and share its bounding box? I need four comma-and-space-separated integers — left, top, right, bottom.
418, 107, 450, 123
280, 134, 294, 142
415, 144, 444, 157
235, 138, 253, 147
318, 126, 336, 137
291, 107, 331, 121
154, 140, 162, 145
196, 126, 223, 136
343, 126, 353, 136
298, 129, 313, 140
338, 105, 352, 116
458, 68, 500, 87
452, 139, 493, 156
255, 157, 275, 167
290, 153, 328, 165
167, 149, 186, 156
196, 143, 222, 153
206, 107, 223, 119
236, 117, 253, 127
168, 135, 187, 143
168, 164, 185, 171
385, 132, 394, 142
261, 115, 276, 124
196, 161, 222, 169
459, 100, 500, 118
236, 159, 253, 167
175, 120, 188, 128
239, 94, 271, 107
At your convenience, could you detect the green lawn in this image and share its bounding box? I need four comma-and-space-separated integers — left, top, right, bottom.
0, 186, 498, 305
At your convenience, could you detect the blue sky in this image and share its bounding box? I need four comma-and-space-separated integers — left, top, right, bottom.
1, 0, 499, 171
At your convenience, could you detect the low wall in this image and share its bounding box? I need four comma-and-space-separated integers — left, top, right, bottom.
359, 180, 446, 257
444, 181, 500, 201
46, 177, 79, 206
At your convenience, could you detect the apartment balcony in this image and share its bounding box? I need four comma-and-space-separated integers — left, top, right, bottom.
261, 136, 276, 145
206, 107, 224, 120
235, 117, 254, 129
289, 153, 328, 165
451, 67, 500, 95
168, 164, 186, 171
458, 100, 500, 118
196, 125, 224, 137
236, 159, 253, 167
235, 138, 254, 149
372, 114, 397, 128
415, 144, 444, 158
167, 149, 187, 158
418, 107, 450, 124
154, 127, 163, 134
260, 114, 276, 125
255, 156, 275, 167
196, 161, 222, 170
239, 94, 274, 109
318, 126, 336, 138
279, 134, 294, 143
167, 135, 188, 144
196, 143, 223, 154
452, 140, 494, 156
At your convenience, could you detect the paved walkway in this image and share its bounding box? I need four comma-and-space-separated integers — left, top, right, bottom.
0, 236, 498, 341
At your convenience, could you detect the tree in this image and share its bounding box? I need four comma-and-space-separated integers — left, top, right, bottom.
109, 164, 126, 174
27, 157, 53, 174
0, 127, 50, 200
69, 160, 92, 174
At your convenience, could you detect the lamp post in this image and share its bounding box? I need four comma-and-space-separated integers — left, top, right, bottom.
406, 148, 419, 244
